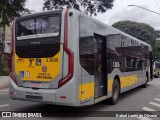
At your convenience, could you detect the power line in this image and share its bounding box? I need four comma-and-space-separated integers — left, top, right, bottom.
154, 0, 160, 10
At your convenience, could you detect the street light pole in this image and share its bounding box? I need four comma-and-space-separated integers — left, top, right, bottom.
128, 5, 160, 16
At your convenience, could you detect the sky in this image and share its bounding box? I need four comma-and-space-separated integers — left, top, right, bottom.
26, 0, 160, 30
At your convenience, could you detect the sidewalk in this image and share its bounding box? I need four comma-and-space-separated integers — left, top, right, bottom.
0, 76, 9, 89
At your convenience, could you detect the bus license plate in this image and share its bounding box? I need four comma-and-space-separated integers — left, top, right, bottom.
31, 82, 42, 88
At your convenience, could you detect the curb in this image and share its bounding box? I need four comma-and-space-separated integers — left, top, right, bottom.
0, 76, 9, 89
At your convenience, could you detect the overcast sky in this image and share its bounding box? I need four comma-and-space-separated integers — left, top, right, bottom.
26, 0, 160, 30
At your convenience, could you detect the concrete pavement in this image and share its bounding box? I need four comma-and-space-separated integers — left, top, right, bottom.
0, 76, 9, 89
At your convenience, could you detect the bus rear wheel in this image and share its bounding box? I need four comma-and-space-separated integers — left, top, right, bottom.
109, 79, 120, 105
142, 73, 148, 88
142, 79, 147, 88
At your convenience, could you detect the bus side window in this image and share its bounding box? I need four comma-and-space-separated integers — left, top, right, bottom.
137, 60, 143, 70
79, 37, 94, 75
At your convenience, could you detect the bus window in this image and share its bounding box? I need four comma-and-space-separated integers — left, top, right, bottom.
17, 16, 60, 39
15, 15, 61, 58
79, 37, 94, 75
137, 60, 143, 70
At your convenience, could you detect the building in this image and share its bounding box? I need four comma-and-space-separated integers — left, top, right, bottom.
0, 27, 4, 50
4, 25, 11, 54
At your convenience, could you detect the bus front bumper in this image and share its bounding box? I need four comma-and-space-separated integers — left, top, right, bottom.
9, 76, 79, 106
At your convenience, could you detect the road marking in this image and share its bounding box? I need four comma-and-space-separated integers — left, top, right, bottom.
0, 93, 8, 95
149, 102, 160, 108
142, 107, 156, 111
155, 98, 160, 102
0, 89, 9, 95
1, 89, 9, 92
0, 104, 9, 108
142, 106, 160, 117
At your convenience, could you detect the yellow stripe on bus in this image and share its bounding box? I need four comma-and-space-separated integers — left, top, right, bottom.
79, 82, 94, 101
108, 75, 138, 92
79, 75, 138, 101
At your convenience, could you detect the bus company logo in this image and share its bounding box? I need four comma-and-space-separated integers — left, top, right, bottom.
17, 59, 24, 63
42, 65, 47, 73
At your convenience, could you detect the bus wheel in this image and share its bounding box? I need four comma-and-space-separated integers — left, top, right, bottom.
109, 79, 120, 105
142, 80, 147, 88
142, 75, 148, 88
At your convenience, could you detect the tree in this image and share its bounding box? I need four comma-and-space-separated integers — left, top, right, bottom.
0, 0, 29, 66
43, 0, 114, 16
0, 0, 30, 29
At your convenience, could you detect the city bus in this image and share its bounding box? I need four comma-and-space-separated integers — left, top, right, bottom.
153, 61, 160, 78
9, 9, 152, 107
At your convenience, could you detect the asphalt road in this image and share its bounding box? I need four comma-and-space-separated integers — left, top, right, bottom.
0, 78, 160, 120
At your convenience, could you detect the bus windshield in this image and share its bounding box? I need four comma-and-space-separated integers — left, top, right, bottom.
16, 16, 60, 40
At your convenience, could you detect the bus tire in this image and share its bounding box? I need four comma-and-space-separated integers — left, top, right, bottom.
142, 79, 147, 88
142, 73, 148, 88
109, 79, 120, 105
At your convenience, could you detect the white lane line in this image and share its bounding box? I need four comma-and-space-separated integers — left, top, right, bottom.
0, 93, 8, 95
155, 98, 160, 102
142, 107, 156, 111
1, 89, 9, 92
149, 102, 160, 108
0, 89, 9, 95
0, 104, 9, 108
142, 106, 160, 117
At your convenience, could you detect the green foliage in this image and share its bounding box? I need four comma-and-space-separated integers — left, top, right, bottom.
155, 39, 160, 60
112, 21, 159, 60
0, 0, 30, 28
0, 58, 9, 76
43, 0, 114, 16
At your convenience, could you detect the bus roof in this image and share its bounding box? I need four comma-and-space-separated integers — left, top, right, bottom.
15, 8, 152, 51
16, 9, 62, 21
69, 9, 152, 51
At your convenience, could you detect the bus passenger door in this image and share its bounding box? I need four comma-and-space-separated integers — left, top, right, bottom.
79, 36, 94, 103
94, 34, 107, 98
